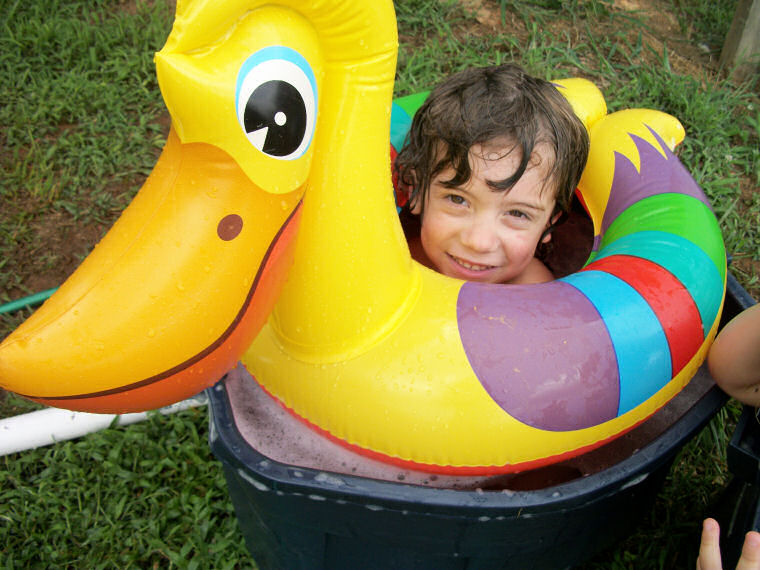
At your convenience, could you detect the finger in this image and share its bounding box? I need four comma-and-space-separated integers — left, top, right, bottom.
736, 531, 760, 570
697, 518, 722, 570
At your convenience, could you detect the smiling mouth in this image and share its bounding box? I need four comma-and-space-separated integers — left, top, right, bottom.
448, 254, 497, 272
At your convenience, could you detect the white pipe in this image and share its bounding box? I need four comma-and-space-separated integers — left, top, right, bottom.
0, 393, 208, 457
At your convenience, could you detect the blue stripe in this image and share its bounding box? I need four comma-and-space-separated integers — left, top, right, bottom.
594, 231, 723, 337
561, 271, 672, 416
390, 102, 412, 151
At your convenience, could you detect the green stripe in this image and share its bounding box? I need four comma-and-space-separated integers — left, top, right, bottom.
601, 193, 726, 281
391, 92, 431, 151
390, 103, 412, 150
394, 91, 429, 118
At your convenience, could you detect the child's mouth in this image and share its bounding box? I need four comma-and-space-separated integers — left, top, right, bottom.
448, 254, 496, 272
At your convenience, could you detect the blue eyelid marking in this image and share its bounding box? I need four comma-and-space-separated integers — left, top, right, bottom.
235, 46, 317, 112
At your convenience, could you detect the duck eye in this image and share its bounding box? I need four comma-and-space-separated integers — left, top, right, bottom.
236, 46, 317, 160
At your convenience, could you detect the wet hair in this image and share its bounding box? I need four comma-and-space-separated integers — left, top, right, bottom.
395, 63, 589, 220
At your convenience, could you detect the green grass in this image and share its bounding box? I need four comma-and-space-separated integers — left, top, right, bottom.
1, 408, 249, 568
670, 0, 737, 57
1, 0, 758, 568
0, 0, 168, 205
0, 0, 170, 305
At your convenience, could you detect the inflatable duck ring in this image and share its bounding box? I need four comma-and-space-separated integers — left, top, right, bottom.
0, 0, 725, 474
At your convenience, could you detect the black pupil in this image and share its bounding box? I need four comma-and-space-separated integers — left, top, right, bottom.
244, 80, 307, 157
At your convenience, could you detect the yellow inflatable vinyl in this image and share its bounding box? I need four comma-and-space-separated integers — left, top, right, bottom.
0, 0, 725, 474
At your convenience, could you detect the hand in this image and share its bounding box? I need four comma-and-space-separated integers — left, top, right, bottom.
698, 518, 760, 570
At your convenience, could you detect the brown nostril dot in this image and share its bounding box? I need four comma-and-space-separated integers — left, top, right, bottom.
217, 214, 243, 241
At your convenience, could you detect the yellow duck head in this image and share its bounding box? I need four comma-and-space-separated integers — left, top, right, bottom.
0, 0, 402, 412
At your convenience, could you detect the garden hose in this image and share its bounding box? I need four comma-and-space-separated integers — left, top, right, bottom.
0, 288, 58, 316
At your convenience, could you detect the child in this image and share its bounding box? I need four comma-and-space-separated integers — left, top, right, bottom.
708, 303, 760, 406
395, 63, 589, 284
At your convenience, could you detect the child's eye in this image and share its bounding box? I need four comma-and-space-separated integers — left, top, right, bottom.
507, 209, 529, 220
446, 194, 467, 205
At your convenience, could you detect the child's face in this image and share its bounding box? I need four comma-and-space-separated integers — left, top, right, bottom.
413, 142, 557, 284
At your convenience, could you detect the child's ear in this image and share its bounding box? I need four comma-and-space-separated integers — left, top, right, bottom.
541, 212, 563, 244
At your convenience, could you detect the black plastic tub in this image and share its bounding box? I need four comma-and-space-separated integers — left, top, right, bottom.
206, 274, 751, 569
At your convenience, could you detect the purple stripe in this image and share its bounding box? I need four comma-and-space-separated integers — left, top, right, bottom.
457, 280, 619, 432
601, 126, 711, 234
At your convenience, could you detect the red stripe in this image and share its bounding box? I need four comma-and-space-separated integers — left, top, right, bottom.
582, 255, 703, 375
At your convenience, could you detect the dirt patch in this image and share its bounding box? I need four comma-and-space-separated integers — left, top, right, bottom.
2, 195, 109, 300
456, 0, 721, 80
26, 213, 107, 292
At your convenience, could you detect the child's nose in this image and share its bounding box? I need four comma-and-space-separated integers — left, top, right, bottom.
461, 222, 498, 252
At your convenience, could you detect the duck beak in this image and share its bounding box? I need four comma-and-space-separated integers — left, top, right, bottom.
0, 128, 302, 412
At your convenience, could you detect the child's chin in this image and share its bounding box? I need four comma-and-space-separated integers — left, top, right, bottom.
442, 266, 507, 284
470, 274, 507, 284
